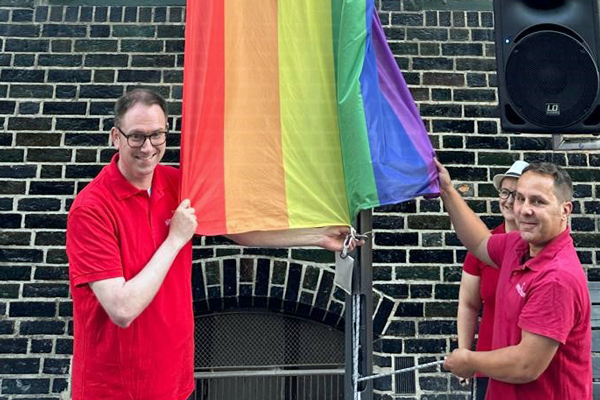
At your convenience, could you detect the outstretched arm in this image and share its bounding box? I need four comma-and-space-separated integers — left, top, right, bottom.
225, 225, 361, 252
435, 159, 494, 266
444, 330, 559, 383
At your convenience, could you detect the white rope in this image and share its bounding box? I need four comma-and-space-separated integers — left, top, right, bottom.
356, 360, 445, 382
352, 293, 360, 400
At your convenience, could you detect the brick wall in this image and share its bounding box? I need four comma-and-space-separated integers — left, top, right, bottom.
0, 1, 598, 399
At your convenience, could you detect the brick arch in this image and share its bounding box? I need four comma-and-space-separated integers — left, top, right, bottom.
191, 257, 347, 330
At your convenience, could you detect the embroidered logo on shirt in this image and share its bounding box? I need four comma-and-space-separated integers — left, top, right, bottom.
165, 219, 171, 226
516, 283, 526, 298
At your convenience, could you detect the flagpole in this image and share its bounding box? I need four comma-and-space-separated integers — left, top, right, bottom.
344, 208, 373, 400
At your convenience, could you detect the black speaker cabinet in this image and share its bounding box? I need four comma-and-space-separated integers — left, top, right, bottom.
494, 0, 600, 133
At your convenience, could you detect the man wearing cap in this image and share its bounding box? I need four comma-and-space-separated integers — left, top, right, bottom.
457, 160, 528, 400
441, 160, 591, 400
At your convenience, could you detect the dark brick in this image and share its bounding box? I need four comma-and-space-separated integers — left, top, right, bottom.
456, 58, 496, 71
425, 301, 458, 317
422, 72, 464, 87
74, 39, 118, 52
131, 55, 176, 67
38, 54, 82, 67
466, 136, 509, 149
407, 28, 448, 41
43, 358, 70, 374
113, 25, 154, 37
55, 338, 73, 354
79, 85, 123, 98
19, 320, 65, 335
396, 266, 440, 280
0, 266, 31, 280
84, 54, 129, 67
0, 249, 42, 263
384, 320, 415, 337
5, 38, 48, 52
412, 57, 453, 70
391, 13, 423, 26
0, 165, 36, 178
29, 181, 75, 195
56, 117, 100, 131
0, 180, 26, 194
453, 89, 495, 102
436, 150, 475, 165
420, 376, 448, 391
25, 214, 67, 229
0, 338, 28, 355
442, 43, 483, 56
1, 379, 49, 394
510, 137, 552, 151
388, 42, 419, 55
118, 70, 161, 83
65, 133, 110, 147
44, 100, 87, 115
34, 267, 68, 281
15, 132, 61, 147
10, 302, 56, 317
410, 250, 453, 264
90, 25, 110, 37
373, 249, 406, 263
410, 284, 433, 298
27, 149, 72, 162
0, 24, 39, 37
31, 339, 52, 354
120, 38, 163, 52
47, 70, 92, 84
157, 25, 184, 38
373, 215, 404, 229
8, 117, 52, 131
0, 231, 29, 246
42, 24, 85, 37
407, 215, 450, 230
374, 283, 409, 298
55, 85, 77, 98
472, 28, 494, 41
51, 39, 72, 52
1, 69, 44, 82
432, 120, 475, 133
375, 232, 418, 246
394, 302, 424, 317
405, 338, 447, 353
0, 283, 19, 298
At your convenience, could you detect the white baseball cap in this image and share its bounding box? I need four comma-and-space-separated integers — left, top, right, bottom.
493, 160, 529, 190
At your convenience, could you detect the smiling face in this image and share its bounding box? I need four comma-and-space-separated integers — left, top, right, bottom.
499, 177, 518, 223
110, 103, 167, 189
513, 171, 572, 256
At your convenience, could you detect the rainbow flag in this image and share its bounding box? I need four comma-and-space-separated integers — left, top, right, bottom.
181, 0, 439, 236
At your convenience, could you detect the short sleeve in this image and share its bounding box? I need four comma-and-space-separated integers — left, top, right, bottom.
462, 252, 483, 276
67, 206, 123, 287
487, 233, 510, 268
518, 277, 576, 344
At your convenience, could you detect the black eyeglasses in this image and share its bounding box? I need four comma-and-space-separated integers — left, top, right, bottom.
116, 127, 168, 148
498, 189, 517, 199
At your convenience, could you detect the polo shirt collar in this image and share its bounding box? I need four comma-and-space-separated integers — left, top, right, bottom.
521, 227, 572, 272
107, 154, 167, 201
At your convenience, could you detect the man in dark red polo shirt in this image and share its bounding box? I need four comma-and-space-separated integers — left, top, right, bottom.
438, 160, 591, 400
66, 89, 358, 400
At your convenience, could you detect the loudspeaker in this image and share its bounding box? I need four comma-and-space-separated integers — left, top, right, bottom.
494, 0, 600, 133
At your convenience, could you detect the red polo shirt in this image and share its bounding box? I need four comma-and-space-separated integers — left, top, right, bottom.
486, 228, 591, 400
462, 223, 504, 353
67, 155, 194, 400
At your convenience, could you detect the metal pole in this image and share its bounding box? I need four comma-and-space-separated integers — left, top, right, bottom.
344, 209, 373, 400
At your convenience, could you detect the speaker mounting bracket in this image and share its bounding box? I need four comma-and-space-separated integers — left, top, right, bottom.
552, 133, 600, 150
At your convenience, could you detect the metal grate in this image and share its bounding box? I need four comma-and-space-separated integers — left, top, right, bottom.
194, 311, 344, 369
394, 357, 416, 394
193, 370, 344, 400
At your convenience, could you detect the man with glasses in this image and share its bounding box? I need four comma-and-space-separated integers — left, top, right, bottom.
66, 89, 358, 400
440, 160, 591, 400
457, 160, 528, 400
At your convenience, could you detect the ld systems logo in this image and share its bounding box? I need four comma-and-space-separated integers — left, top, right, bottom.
546, 103, 560, 116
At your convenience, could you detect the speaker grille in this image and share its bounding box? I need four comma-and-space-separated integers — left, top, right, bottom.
505, 30, 599, 128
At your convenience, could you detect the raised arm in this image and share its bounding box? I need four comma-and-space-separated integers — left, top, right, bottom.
89, 199, 197, 328
436, 159, 494, 266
